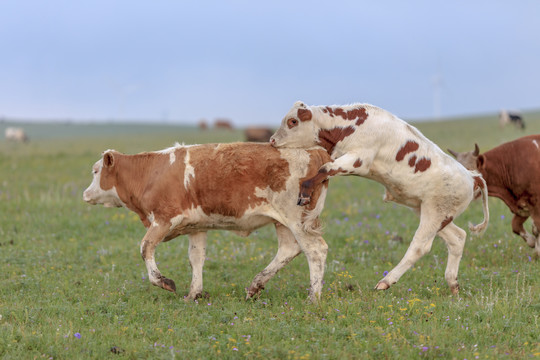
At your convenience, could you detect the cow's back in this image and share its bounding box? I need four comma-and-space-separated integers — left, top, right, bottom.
183, 143, 330, 218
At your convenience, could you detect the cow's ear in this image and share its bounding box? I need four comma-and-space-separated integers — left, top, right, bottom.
477, 154, 485, 170
294, 100, 306, 109
103, 152, 115, 168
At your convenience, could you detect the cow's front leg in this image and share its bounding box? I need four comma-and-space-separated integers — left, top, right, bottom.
511, 214, 536, 248
298, 152, 369, 206
530, 215, 540, 257
186, 232, 207, 301
246, 223, 302, 299
140, 225, 176, 293
290, 228, 328, 302
298, 171, 330, 206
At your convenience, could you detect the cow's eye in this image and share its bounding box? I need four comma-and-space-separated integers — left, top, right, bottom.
287, 118, 299, 128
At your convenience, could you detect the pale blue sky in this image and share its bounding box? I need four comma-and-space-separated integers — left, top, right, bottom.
1, 1, 539, 126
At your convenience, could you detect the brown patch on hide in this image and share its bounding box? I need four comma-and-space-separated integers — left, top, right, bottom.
187, 143, 290, 217
439, 216, 454, 231
395, 140, 419, 161
414, 158, 432, 173
297, 108, 312, 122
317, 126, 355, 154
473, 175, 485, 190
323, 106, 368, 126
408, 155, 417, 167
299, 149, 332, 212
353, 159, 363, 168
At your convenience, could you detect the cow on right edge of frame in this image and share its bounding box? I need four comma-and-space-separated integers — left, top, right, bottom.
449, 135, 540, 257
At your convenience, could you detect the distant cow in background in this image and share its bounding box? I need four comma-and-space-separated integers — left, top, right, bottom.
245, 127, 274, 142
5, 127, 28, 142
449, 135, 540, 256
198, 119, 208, 130
214, 119, 233, 130
499, 110, 525, 129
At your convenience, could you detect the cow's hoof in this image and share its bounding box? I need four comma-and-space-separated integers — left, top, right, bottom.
375, 281, 390, 291
245, 285, 264, 300
450, 284, 460, 295
185, 291, 209, 301
162, 278, 177, 293
297, 196, 311, 206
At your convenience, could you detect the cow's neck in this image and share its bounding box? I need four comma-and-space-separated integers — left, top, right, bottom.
313, 106, 357, 157
113, 153, 156, 214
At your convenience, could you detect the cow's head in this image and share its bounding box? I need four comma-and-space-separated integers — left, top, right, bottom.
448, 144, 484, 171
270, 101, 318, 148
83, 150, 124, 208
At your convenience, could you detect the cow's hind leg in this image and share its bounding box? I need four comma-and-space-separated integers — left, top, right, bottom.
375, 207, 442, 291
437, 222, 467, 294
246, 223, 302, 299
186, 232, 207, 301
140, 225, 176, 293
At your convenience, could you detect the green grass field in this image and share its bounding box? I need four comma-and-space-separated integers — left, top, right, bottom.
1, 113, 539, 359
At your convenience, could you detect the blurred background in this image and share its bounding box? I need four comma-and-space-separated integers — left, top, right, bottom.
0, 0, 539, 129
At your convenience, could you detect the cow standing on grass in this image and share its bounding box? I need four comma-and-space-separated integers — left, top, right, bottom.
449, 136, 540, 256
5, 127, 28, 142
270, 101, 489, 294
83, 142, 331, 302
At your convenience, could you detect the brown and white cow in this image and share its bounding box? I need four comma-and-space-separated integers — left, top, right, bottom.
270, 101, 489, 294
83, 142, 331, 301
449, 136, 540, 256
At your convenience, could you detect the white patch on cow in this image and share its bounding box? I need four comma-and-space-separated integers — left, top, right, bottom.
184, 149, 195, 188
156, 143, 181, 154
169, 214, 184, 230
169, 152, 176, 165
83, 160, 126, 208
147, 212, 155, 224
533, 140, 539, 149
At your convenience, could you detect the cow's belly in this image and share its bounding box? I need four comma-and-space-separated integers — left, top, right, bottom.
367, 171, 422, 209
172, 212, 275, 236
383, 184, 421, 209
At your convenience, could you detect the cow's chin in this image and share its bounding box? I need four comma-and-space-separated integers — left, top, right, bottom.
273, 140, 310, 149
103, 202, 122, 208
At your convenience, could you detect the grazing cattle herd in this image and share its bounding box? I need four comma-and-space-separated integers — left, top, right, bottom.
83, 102, 537, 301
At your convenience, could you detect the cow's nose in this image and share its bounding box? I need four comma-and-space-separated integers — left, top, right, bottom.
270, 138, 276, 146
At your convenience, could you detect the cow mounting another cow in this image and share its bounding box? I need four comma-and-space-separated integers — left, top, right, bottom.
271, 101, 489, 294
83, 142, 331, 302
449, 135, 540, 256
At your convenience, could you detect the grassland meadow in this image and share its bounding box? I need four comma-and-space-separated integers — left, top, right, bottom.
1, 115, 539, 359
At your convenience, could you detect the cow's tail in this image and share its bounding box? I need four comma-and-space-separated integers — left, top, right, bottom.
469, 173, 489, 235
